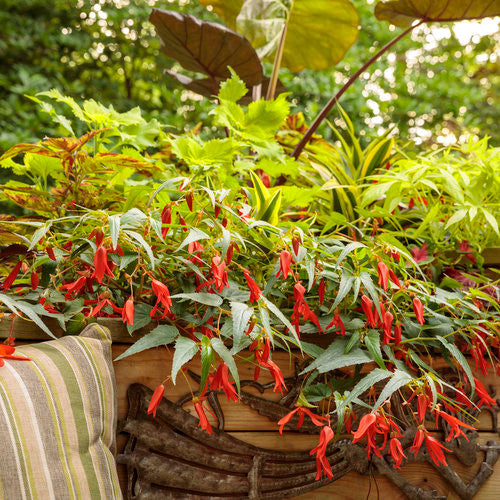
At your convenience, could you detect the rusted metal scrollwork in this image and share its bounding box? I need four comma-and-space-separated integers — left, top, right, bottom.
117, 380, 500, 499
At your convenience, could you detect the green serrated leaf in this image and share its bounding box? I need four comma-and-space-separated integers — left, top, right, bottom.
176, 227, 211, 252
342, 369, 391, 409
364, 330, 385, 369
126, 303, 153, 334
109, 214, 120, 250
333, 242, 366, 271
171, 336, 198, 384
436, 336, 475, 392
302, 338, 371, 375
230, 301, 253, 351
115, 325, 178, 361
332, 271, 354, 310
171, 292, 223, 307
373, 369, 413, 410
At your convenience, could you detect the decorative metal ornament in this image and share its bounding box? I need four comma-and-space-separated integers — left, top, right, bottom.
118, 381, 500, 500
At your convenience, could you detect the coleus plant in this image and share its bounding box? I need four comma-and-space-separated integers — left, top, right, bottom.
0, 77, 499, 480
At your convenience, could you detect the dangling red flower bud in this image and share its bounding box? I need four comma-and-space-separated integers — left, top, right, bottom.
412, 297, 424, 325
344, 410, 356, 434
377, 262, 389, 291
291, 282, 317, 336
161, 205, 172, 238
30, 271, 39, 291
393, 323, 402, 345
122, 296, 135, 326
437, 410, 476, 441
214, 204, 221, 218
382, 311, 394, 345
292, 235, 301, 256
147, 384, 165, 418
46, 246, 56, 261
410, 428, 425, 457
178, 214, 188, 232
277, 407, 328, 434
474, 377, 496, 408
243, 269, 261, 302
318, 278, 326, 305
1, 261, 23, 291
60, 276, 87, 300
267, 360, 287, 394
89, 228, 104, 247
93, 245, 110, 284
361, 295, 375, 327
276, 250, 293, 279
226, 242, 238, 264
185, 191, 193, 211
417, 394, 429, 422
389, 269, 401, 289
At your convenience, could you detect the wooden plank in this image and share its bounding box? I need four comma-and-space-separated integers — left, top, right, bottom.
112, 344, 500, 433
0, 316, 155, 343
0, 317, 344, 348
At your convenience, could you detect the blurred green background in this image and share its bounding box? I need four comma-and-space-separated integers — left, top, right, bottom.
1, 0, 498, 152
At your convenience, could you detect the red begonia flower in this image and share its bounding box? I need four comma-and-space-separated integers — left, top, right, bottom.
389, 437, 406, 469
122, 297, 135, 326
377, 261, 389, 291
1, 261, 23, 291
243, 269, 261, 302
147, 384, 165, 418
276, 250, 293, 280
412, 297, 425, 325
310, 425, 335, 481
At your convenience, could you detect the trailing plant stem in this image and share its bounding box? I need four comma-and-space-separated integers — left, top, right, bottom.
292, 22, 422, 159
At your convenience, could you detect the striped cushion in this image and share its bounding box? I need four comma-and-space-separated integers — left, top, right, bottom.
0, 324, 122, 499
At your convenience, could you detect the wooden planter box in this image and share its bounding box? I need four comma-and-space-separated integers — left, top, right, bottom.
1, 316, 499, 499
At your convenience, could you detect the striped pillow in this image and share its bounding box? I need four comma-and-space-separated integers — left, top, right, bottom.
0, 324, 122, 499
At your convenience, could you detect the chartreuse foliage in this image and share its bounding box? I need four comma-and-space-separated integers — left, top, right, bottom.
1, 71, 499, 475
361, 137, 500, 256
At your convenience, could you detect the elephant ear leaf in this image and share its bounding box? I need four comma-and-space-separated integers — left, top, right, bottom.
236, 0, 360, 73
149, 9, 263, 90
375, 0, 500, 27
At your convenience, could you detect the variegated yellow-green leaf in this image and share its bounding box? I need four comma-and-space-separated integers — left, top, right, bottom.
375, 0, 500, 27
201, 0, 360, 73
199, 0, 244, 28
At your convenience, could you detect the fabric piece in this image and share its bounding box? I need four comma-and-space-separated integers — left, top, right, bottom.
0, 324, 122, 499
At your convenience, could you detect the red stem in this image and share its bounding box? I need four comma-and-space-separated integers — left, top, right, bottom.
292, 22, 421, 159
